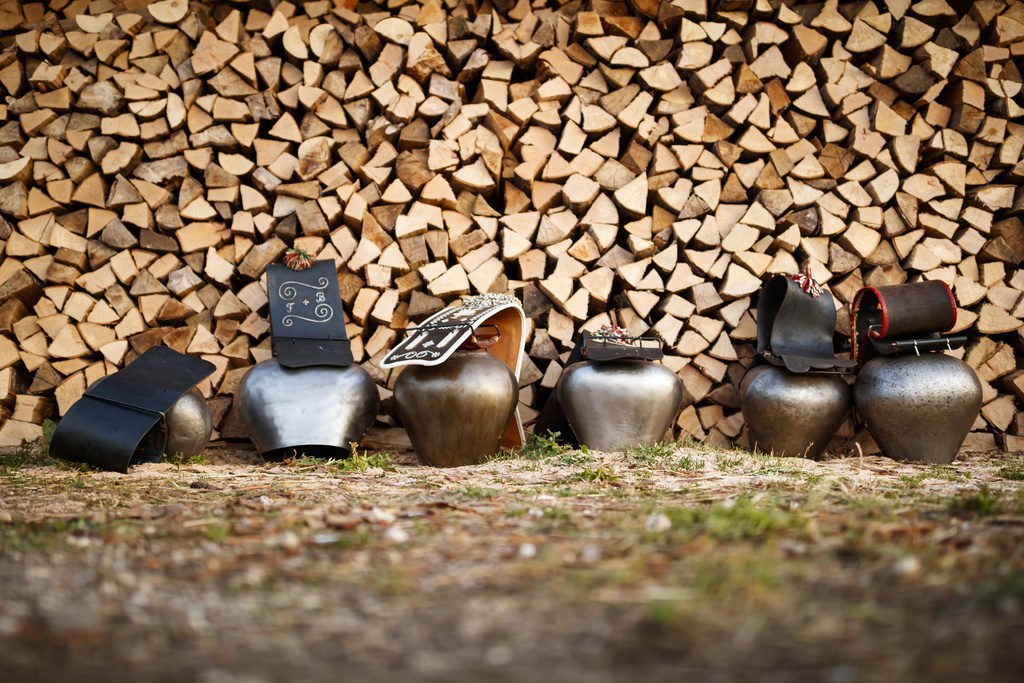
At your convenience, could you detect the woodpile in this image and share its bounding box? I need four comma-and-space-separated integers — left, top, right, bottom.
0, 0, 1023, 454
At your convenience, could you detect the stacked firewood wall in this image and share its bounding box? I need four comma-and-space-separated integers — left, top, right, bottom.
0, 0, 1022, 453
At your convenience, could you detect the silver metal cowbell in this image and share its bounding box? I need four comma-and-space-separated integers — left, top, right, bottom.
740, 274, 854, 459
556, 359, 683, 452
740, 365, 851, 459
854, 354, 982, 465
236, 359, 380, 458
850, 281, 981, 464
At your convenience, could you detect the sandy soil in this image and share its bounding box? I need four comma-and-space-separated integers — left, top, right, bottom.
1, 440, 1023, 682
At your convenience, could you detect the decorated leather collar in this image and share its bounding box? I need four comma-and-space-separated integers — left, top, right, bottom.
755, 273, 856, 373
850, 281, 959, 364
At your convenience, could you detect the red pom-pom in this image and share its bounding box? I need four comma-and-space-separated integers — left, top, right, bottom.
284, 248, 315, 271
792, 273, 822, 298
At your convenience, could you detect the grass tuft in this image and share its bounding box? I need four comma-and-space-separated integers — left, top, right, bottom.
510, 430, 568, 461
995, 462, 1024, 481
627, 441, 679, 463
283, 448, 395, 473
163, 452, 206, 466
567, 464, 619, 483
336, 449, 395, 473
459, 485, 499, 500
949, 485, 1001, 517
662, 497, 806, 542
676, 452, 706, 471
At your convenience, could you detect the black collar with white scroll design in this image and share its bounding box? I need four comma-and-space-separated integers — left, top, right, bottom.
267, 260, 353, 369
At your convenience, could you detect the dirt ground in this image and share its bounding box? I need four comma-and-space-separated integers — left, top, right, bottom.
2, 436, 1024, 683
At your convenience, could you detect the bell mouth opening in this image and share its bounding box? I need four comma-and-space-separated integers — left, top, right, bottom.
261, 445, 352, 462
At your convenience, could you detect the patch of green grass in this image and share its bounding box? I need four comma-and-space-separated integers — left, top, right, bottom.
284, 453, 334, 467
713, 451, 746, 471
543, 508, 572, 522
516, 430, 568, 460
459, 485, 499, 500
374, 566, 412, 595
928, 465, 969, 482
553, 444, 595, 466
0, 438, 53, 472
0, 523, 61, 551
949, 485, 1001, 517
995, 462, 1024, 481
898, 472, 929, 489
0, 518, 92, 551
1, 420, 58, 472
690, 550, 782, 599
838, 490, 899, 517
567, 464, 620, 483
752, 460, 803, 476
663, 498, 806, 542
487, 431, 569, 462
676, 452, 706, 471
1, 426, 100, 473
334, 451, 395, 473
900, 466, 970, 489
743, 447, 806, 476
62, 461, 103, 473
627, 441, 679, 463
284, 448, 395, 474
644, 600, 687, 624
204, 521, 231, 542
163, 451, 206, 466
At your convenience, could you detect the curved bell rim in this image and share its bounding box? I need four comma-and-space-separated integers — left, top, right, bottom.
261, 444, 356, 462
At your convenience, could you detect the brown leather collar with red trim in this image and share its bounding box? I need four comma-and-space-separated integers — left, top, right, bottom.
850, 281, 958, 364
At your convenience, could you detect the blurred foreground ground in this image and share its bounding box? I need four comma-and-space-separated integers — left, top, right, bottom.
1, 438, 1023, 683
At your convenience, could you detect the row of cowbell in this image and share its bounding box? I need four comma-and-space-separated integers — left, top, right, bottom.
47, 263, 686, 472
48, 266, 981, 473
